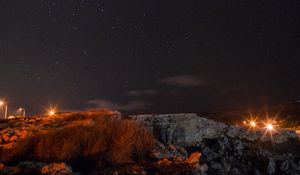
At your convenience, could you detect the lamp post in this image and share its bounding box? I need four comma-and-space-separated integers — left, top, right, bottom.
19, 108, 26, 117
0, 101, 8, 119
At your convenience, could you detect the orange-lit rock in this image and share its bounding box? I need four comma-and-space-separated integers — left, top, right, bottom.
2, 133, 10, 143
16, 130, 28, 139
1, 142, 16, 150
40, 163, 72, 175
0, 163, 4, 170
9, 135, 18, 142
157, 158, 172, 166
185, 151, 201, 165
130, 164, 146, 175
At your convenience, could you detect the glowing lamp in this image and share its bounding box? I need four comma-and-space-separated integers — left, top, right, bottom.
266, 123, 274, 131
49, 110, 55, 116
250, 121, 256, 127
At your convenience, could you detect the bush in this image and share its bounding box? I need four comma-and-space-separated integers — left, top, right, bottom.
1, 110, 154, 170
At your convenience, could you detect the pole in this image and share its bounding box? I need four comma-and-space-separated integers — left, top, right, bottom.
23, 109, 25, 117
4, 105, 7, 119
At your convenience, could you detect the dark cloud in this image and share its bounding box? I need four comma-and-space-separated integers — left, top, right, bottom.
127, 89, 157, 97
160, 75, 208, 87
87, 99, 151, 111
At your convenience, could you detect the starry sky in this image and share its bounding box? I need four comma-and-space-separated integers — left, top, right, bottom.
0, 0, 300, 115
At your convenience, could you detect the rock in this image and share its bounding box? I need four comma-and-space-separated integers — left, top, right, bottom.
177, 146, 189, 159
0, 163, 4, 170
267, 157, 275, 175
19, 161, 45, 169
201, 147, 220, 162
129, 114, 227, 146
2, 133, 10, 143
149, 149, 164, 160
185, 151, 202, 165
9, 135, 18, 142
227, 126, 262, 141
261, 129, 299, 143
15, 130, 28, 139
149, 141, 189, 160
233, 139, 245, 156
40, 163, 72, 175
1, 142, 16, 149
156, 158, 172, 166
280, 160, 289, 172
198, 163, 208, 174
130, 114, 299, 147
128, 164, 147, 175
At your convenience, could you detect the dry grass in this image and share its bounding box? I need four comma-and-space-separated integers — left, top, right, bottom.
0, 110, 154, 169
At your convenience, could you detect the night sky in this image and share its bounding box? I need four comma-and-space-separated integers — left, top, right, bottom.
1, 0, 300, 115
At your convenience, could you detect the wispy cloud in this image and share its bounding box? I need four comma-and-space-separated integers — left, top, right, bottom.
127, 89, 157, 97
87, 99, 151, 111
160, 75, 207, 87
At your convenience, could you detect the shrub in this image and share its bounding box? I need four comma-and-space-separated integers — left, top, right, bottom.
1, 110, 154, 171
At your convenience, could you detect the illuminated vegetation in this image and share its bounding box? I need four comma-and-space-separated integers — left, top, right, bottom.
0, 109, 154, 171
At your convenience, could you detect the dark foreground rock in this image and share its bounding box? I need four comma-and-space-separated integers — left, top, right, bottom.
130, 113, 300, 175
129, 113, 299, 145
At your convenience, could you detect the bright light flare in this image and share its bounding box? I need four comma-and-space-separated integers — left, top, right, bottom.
47, 109, 56, 116
266, 123, 274, 131
263, 121, 278, 138
44, 105, 58, 116
243, 116, 258, 131
250, 121, 257, 127
49, 110, 55, 115
0, 101, 4, 106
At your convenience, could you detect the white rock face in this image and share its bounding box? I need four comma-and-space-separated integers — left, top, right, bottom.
130, 113, 299, 146
130, 114, 227, 146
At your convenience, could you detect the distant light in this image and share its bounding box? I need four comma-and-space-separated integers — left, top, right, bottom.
266, 123, 274, 131
243, 121, 247, 124
250, 121, 257, 127
49, 110, 55, 116
0, 101, 4, 106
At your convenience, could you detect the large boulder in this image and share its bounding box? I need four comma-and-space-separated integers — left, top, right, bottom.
129, 114, 299, 146
129, 114, 227, 146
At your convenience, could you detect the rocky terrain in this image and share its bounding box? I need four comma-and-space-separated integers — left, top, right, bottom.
131, 114, 300, 174
0, 110, 299, 175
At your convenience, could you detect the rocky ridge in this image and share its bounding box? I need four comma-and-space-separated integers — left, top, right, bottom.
129, 113, 299, 145
0, 112, 299, 174
130, 113, 300, 174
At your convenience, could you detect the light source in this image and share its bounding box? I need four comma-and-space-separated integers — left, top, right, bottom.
266, 123, 274, 131
19, 107, 26, 117
0, 100, 8, 119
49, 110, 55, 116
250, 121, 257, 127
